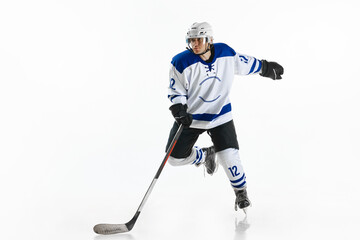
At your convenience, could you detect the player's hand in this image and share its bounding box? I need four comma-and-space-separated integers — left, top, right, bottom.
175, 114, 193, 126
260, 60, 284, 80
169, 104, 193, 127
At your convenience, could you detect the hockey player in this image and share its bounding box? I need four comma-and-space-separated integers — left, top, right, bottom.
166, 22, 284, 212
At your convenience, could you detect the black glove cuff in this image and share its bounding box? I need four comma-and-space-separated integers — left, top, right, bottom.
260, 60, 269, 77
169, 103, 188, 117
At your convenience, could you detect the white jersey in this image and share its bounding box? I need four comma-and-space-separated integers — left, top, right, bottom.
168, 43, 262, 129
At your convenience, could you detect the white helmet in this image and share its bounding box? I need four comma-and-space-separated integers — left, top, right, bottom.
186, 22, 213, 45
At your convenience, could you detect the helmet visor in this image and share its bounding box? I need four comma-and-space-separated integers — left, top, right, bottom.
186, 36, 208, 46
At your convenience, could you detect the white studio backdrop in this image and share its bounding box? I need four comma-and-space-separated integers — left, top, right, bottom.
0, 0, 359, 240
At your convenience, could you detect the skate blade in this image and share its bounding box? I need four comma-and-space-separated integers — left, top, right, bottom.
243, 208, 248, 215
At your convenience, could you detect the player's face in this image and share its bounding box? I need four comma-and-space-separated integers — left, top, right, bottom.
189, 37, 207, 54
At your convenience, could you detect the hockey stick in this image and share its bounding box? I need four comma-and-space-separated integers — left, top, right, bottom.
93, 124, 184, 235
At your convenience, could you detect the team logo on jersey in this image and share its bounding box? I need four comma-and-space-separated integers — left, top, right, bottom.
198, 76, 222, 103
239, 55, 249, 64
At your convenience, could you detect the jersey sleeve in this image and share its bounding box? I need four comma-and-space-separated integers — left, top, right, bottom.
234, 53, 262, 76
167, 64, 188, 105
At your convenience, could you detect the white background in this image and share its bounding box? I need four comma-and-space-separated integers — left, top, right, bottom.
1, 0, 359, 239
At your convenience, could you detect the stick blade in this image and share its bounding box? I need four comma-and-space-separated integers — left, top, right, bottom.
93, 223, 129, 235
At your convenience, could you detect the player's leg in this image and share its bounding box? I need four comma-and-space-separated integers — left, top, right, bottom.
216, 148, 251, 210
165, 122, 205, 166
208, 120, 251, 210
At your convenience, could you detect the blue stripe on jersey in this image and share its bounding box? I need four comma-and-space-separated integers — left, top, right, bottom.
192, 103, 232, 121
248, 58, 262, 74
248, 59, 257, 74
255, 60, 262, 73
171, 43, 236, 73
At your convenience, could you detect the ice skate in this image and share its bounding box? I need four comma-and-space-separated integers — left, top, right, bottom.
234, 188, 251, 213
196, 146, 217, 175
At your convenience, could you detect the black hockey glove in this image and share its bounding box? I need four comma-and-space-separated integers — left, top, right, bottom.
260, 60, 284, 80
169, 103, 193, 127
